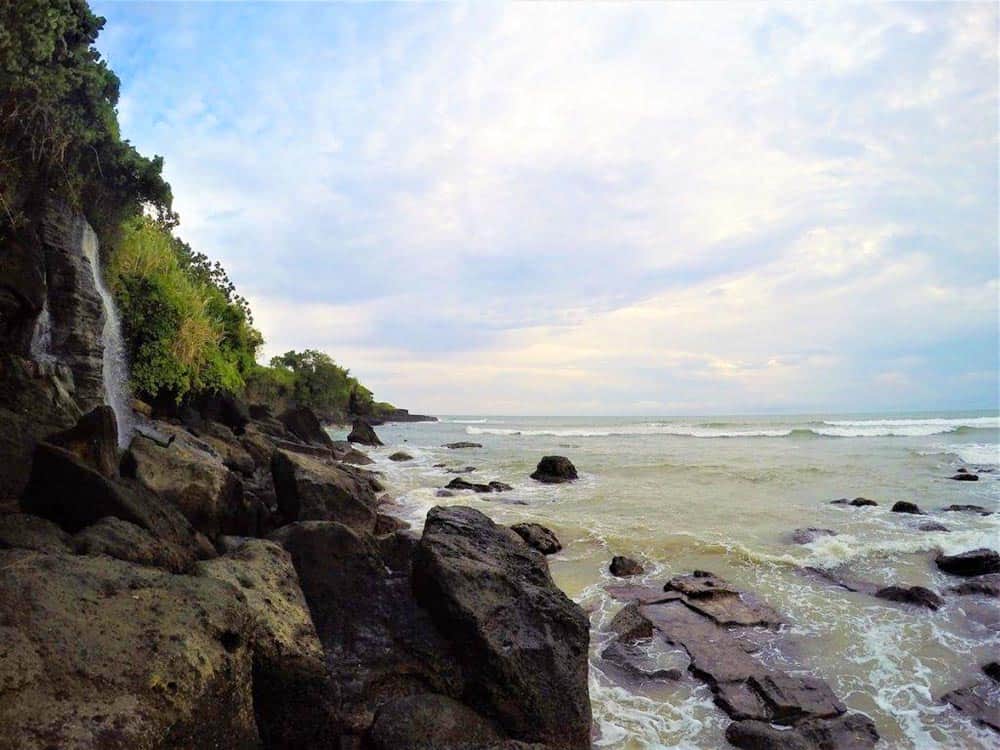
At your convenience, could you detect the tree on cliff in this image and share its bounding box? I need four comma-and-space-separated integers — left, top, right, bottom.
0, 0, 172, 233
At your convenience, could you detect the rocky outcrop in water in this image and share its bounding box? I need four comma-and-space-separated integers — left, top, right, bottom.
510, 522, 562, 554
530, 455, 578, 483
445, 477, 513, 493
348, 418, 383, 446
936, 548, 1000, 577
610, 555, 644, 577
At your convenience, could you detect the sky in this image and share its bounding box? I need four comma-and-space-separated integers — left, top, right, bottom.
92, 1, 998, 415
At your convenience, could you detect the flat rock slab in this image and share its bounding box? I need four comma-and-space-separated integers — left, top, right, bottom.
605, 583, 682, 605
664, 572, 782, 627
726, 713, 879, 750
941, 679, 1000, 733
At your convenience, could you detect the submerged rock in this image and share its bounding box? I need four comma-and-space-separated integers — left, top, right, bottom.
530, 455, 578, 484
917, 521, 950, 532
389, 451, 413, 462
445, 477, 513, 493
790, 528, 838, 545
891, 500, 923, 515
443, 441, 482, 449
874, 585, 942, 610
941, 679, 1000, 733
943, 504, 992, 515
609, 555, 644, 577
510, 522, 562, 554
949, 575, 1000, 597
412, 506, 591, 749
830, 497, 878, 507
950, 471, 979, 482
348, 418, 383, 446
936, 548, 1000, 577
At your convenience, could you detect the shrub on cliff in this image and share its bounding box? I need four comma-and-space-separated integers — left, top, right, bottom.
110, 216, 261, 400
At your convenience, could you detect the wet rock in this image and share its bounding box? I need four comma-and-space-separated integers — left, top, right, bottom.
73, 516, 195, 573
936, 548, 1000, 577
0, 512, 72, 553
609, 601, 654, 642
443, 442, 482, 449
830, 497, 877, 507
445, 477, 513, 493
271, 449, 377, 533
446, 466, 477, 473
279, 405, 334, 447
605, 583, 681, 605
600, 639, 685, 682
348, 418, 383, 446
196, 539, 332, 748
530, 455, 578, 484
891, 500, 923, 515
664, 572, 782, 628
375, 512, 411, 535
985, 662, 1000, 683
412, 506, 591, 749
510, 522, 562, 554
609, 555, 644, 577
941, 680, 1000, 732
367, 694, 506, 750
726, 713, 879, 750
46, 405, 119, 478
917, 521, 950, 532
21, 442, 213, 560
943, 504, 992, 516
800, 566, 879, 596
950, 472, 979, 482
790, 528, 837, 545
389, 451, 413, 462
436, 489, 455, 498
0, 548, 260, 750
949, 575, 1000, 597
874, 585, 942, 610
270, 521, 463, 736
126, 422, 244, 539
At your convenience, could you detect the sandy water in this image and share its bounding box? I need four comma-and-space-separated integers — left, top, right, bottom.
329, 413, 1000, 749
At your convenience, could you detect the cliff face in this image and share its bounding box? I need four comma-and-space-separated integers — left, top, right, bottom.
0, 202, 107, 497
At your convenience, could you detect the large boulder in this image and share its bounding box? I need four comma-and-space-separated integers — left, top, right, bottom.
269, 521, 463, 736
195, 539, 334, 748
610, 555, 644, 577
192, 390, 250, 434
412, 506, 591, 749
125, 424, 244, 540
367, 694, 509, 750
348, 418, 383, 446
271, 449, 378, 532
46, 405, 119, 478
279, 406, 333, 448
21, 441, 213, 560
73, 516, 195, 573
510, 522, 562, 555
936, 549, 1000, 577
0, 548, 261, 750
530, 456, 578, 484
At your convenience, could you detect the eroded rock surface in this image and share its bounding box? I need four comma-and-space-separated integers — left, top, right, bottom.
510, 522, 562, 554
271, 449, 378, 532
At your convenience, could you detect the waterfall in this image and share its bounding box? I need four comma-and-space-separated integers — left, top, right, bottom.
81, 224, 134, 447
29, 300, 54, 362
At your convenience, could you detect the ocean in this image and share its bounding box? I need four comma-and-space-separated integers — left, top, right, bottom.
329, 412, 999, 749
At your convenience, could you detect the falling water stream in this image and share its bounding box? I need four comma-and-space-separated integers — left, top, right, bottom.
81, 223, 134, 447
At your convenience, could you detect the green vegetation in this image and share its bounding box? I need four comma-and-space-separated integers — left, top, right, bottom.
0, 0, 172, 234
109, 216, 262, 400
246, 350, 394, 421
2, 0, 392, 417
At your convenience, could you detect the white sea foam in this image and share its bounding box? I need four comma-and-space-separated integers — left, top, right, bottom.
466, 425, 795, 438
930, 442, 1000, 466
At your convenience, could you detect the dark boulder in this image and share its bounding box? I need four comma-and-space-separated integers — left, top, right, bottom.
936, 548, 1000, 577
943, 504, 992, 515
46, 405, 119, 477
949, 575, 1000, 597
443, 441, 482, 449
985, 662, 1000, 683
0, 548, 260, 750
790, 528, 837, 545
530, 455, 578, 484
21, 442, 213, 560
874, 585, 942, 610
412, 506, 591, 749
510, 522, 562, 554
891, 500, 923, 514
389, 451, 413, 462
73, 516, 195, 573
608, 601, 654, 642
367, 694, 507, 750
830, 497, 877, 507
269, 521, 463, 736
918, 521, 950, 532
0, 512, 72, 553
950, 472, 979, 481
271, 449, 378, 533
192, 390, 250, 434
941, 680, 1000, 732
446, 477, 512, 493
348, 418, 383, 446
610, 555, 644, 577
726, 713, 879, 750
436, 489, 455, 498
279, 406, 334, 448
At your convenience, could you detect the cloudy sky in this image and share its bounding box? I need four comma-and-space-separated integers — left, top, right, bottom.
93, 2, 997, 415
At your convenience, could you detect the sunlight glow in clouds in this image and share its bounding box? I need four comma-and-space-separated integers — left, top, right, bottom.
94, 2, 998, 414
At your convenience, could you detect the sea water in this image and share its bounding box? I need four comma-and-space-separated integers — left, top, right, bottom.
330, 412, 1000, 749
